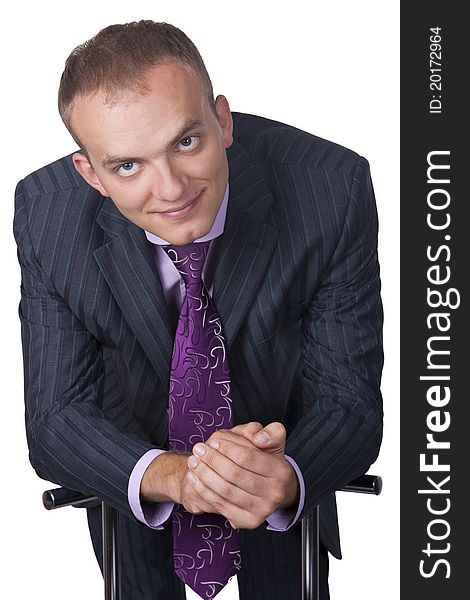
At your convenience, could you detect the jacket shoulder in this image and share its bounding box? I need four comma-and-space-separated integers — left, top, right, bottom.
231, 112, 363, 172
14, 153, 105, 257
20, 153, 89, 197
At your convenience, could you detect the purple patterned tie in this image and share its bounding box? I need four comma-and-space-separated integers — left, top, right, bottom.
163, 241, 241, 600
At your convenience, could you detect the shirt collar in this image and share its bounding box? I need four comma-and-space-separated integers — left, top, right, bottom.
145, 183, 229, 245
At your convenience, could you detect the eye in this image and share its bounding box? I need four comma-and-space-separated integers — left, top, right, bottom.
178, 136, 200, 152
117, 162, 140, 177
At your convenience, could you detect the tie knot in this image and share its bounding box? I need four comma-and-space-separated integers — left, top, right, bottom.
163, 242, 210, 287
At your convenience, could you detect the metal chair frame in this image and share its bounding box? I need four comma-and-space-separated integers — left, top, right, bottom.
43, 474, 382, 600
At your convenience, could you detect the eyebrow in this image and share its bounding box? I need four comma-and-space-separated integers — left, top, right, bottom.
100, 119, 204, 169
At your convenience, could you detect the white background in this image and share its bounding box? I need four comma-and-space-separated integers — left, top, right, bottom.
1, 1, 399, 598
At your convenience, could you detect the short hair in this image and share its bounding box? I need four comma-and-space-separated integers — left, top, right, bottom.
58, 20, 215, 148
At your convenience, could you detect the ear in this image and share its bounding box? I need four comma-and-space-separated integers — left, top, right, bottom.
214, 95, 233, 149
72, 152, 110, 197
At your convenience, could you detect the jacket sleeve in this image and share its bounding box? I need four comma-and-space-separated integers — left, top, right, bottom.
284, 156, 384, 517
14, 179, 161, 521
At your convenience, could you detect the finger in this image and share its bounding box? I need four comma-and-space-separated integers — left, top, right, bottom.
229, 422, 264, 436
193, 440, 275, 484
185, 467, 258, 529
187, 462, 270, 529
252, 422, 286, 452
215, 422, 285, 450
209, 422, 263, 444
182, 473, 218, 514
208, 429, 259, 450
210, 423, 286, 456
186, 456, 263, 522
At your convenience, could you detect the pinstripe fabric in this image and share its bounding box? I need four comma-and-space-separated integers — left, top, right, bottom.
14, 112, 383, 599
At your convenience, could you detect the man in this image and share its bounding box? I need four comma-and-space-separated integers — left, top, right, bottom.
14, 20, 383, 600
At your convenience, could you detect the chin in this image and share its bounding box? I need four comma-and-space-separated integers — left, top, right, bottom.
165, 230, 203, 246
176, 221, 214, 245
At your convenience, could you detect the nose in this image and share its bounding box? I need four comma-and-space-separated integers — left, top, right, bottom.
150, 158, 188, 203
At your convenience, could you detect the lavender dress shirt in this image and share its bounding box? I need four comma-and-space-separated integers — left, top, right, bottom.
127, 184, 306, 531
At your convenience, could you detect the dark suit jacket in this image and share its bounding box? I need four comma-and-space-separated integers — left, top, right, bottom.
14, 112, 383, 598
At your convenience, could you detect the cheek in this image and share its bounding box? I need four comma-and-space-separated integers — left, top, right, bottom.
107, 181, 151, 213
193, 140, 228, 180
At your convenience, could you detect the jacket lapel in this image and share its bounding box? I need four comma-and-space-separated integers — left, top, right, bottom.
93, 201, 173, 387
213, 142, 279, 345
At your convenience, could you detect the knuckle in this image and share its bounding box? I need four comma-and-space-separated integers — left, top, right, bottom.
213, 500, 225, 514
205, 451, 217, 468
259, 500, 274, 519
229, 467, 244, 484
183, 491, 209, 514
237, 448, 256, 468
271, 490, 284, 507
220, 483, 235, 500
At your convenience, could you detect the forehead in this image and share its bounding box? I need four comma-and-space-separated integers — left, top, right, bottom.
70, 62, 211, 156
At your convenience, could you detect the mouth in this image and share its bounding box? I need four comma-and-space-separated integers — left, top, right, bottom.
156, 191, 203, 220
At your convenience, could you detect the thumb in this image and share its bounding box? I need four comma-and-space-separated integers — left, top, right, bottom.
252, 422, 286, 455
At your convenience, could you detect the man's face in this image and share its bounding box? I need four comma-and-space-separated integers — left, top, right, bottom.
71, 62, 233, 245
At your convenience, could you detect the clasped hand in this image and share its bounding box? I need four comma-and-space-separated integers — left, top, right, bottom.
178, 421, 299, 530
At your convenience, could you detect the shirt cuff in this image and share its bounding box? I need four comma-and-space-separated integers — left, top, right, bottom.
266, 454, 305, 532
128, 449, 175, 529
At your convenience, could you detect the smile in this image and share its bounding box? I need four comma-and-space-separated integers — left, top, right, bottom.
157, 192, 202, 220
